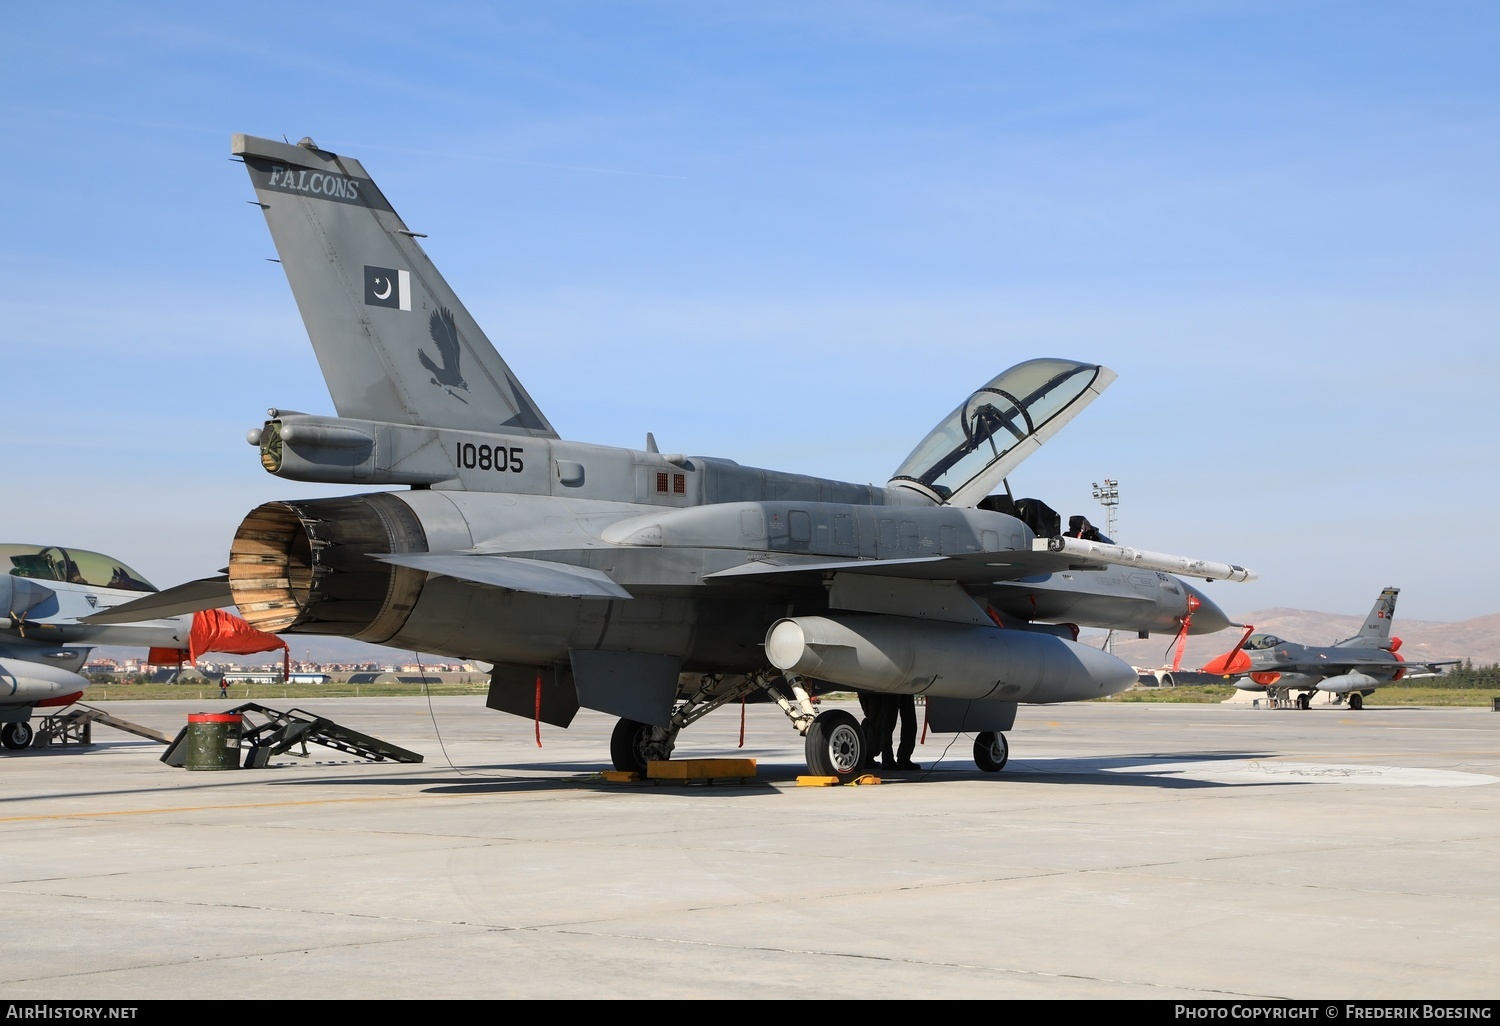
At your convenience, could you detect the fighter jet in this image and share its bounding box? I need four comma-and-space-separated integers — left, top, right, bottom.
112, 134, 1256, 782
1200, 587, 1457, 709
0, 543, 288, 749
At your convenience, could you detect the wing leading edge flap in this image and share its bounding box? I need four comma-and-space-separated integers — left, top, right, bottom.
702, 556, 948, 582
371, 552, 632, 599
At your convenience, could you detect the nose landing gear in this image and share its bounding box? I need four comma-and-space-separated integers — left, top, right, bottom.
1, 721, 36, 750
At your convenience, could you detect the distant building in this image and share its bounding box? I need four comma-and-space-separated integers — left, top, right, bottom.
222, 669, 282, 685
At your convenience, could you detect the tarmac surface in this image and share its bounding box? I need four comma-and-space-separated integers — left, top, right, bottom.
3, 696, 1498, 1000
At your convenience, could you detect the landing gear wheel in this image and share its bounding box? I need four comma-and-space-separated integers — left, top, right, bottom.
1, 721, 35, 750
1348, 692, 1364, 710
610, 718, 668, 776
804, 710, 865, 784
1297, 693, 1311, 710
974, 731, 1009, 773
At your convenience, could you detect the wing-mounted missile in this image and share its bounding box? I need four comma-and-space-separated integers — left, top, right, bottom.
1036, 536, 1257, 583
888, 359, 1116, 507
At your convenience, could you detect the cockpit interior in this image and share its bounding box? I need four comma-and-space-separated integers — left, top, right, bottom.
1, 544, 158, 593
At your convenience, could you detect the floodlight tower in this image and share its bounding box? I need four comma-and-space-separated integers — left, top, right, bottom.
1091, 478, 1121, 659
1092, 478, 1119, 540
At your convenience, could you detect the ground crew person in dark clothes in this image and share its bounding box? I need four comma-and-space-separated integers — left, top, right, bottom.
888, 693, 920, 770
857, 690, 896, 770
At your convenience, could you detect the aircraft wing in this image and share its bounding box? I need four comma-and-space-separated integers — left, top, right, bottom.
1260, 656, 1463, 677
416, 537, 1250, 592
701, 540, 1254, 586
78, 576, 234, 624
686, 548, 1094, 586
1401, 660, 1463, 676
371, 552, 633, 599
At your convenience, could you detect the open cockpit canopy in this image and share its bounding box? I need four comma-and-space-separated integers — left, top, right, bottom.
888, 359, 1115, 507
1, 544, 158, 593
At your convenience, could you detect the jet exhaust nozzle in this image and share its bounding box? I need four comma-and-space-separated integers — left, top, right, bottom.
765, 614, 1137, 703
227, 493, 428, 642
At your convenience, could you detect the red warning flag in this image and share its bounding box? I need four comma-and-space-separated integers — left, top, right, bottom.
189, 608, 290, 678
148, 647, 190, 665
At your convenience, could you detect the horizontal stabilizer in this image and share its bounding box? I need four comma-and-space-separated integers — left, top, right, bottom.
372, 552, 631, 599
78, 577, 233, 624
1405, 660, 1462, 675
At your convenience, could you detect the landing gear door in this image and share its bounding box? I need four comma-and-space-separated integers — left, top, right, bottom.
888, 359, 1115, 507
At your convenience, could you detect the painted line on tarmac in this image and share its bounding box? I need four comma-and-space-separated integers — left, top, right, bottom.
1114, 759, 1498, 787
0, 793, 430, 824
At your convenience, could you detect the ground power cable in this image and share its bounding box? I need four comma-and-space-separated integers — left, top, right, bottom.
413, 651, 511, 778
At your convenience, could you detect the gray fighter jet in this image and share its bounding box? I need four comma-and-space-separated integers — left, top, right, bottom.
0, 544, 286, 748
114, 134, 1256, 781
1200, 587, 1457, 709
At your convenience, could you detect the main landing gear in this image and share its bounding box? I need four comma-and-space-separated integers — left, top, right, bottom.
608, 670, 880, 783
803, 709, 866, 783
973, 731, 1009, 773
1, 721, 36, 750
609, 718, 679, 777
604, 671, 1019, 784
1348, 691, 1364, 710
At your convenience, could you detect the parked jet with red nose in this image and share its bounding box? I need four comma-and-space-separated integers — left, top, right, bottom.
1200, 587, 1457, 709
108, 134, 1255, 782
0, 544, 286, 749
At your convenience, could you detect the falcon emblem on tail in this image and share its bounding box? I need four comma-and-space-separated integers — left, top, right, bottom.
421, 307, 470, 402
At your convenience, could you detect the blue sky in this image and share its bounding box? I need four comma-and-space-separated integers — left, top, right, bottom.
2, 1, 1497, 626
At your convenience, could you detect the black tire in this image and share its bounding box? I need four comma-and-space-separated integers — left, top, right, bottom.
609, 718, 654, 775
1, 721, 35, 751
1349, 692, 1364, 710
974, 731, 1009, 773
1297, 693, 1311, 710
804, 710, 865, 784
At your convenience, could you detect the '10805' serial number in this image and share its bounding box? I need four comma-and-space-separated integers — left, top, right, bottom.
456, 443, 524, 472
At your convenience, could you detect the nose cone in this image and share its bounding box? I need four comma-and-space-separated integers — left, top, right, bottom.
1183, 582, 1229, 634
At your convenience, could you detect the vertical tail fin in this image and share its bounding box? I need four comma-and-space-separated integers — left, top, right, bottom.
1336, 587, 1399, 648
232, 134, 556, 438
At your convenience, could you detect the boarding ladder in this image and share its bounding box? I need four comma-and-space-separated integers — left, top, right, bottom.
160, 702, 423, 768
